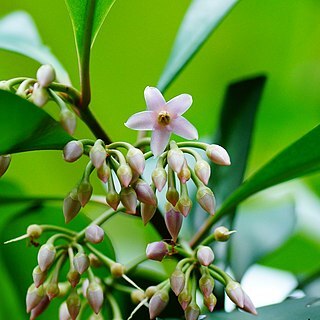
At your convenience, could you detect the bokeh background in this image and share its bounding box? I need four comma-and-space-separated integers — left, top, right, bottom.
0, 0, 319, 319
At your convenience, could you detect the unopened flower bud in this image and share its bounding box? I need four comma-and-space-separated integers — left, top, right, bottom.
36, 64, 55, 87
67, 269, 81, 288
146, 241, 168, 261
176, 194, 192, 217
117, 164, 133, 187
170, 269, 185, 296
27, 224, 42, 239
167, 148, 185, 173
106, 190, 120, 210
60, 109, 76, 135
90, 140, 106, 169
59, 302, 71, 320
97, 162, 110, 183
120, 187, 137, 214
37, 243, 56, 272
206, 144, 231, 166
32, 266, 47, 288
31, 83, 49, 107
26, 284, 45, 313
133, 179, 157, 205
204, 293, 217, 312
178, 289, 191, 311
185, 303, 200, 320
141, 203, 157, 225
78, 180, 93, 207
63, 189, 82, 223
46, 282, 60, 300
165, 204, 183, 242
196, 186, 215, 215
126, 147, 145, 174
82, 279, 89, 298
73, 252, 90, 275
197, 246, 214, 266
30, 296, 50, 320
177, 161, 191, 183
131, 289, 145, 304
194, 160, 211, 185
63, 141, 83, 162
242, 291, 258, 315
0, 154, 11, 177
152, 167, 167, 192
149, 290, 169, 319
89, 253, 103, 268
85, 225, 104, 244
145, 286, 157, 298
67, 289, 81, 320
166, 186, 179, 206
87, 282, 104, 314
214, 226, 235, 242
110, 262, 125, 278
226, 281, 245, 308
199, 274, 214, 297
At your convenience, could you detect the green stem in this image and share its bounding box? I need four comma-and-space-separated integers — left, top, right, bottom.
113, 283, 134, 294
134, 137, 151, 149
209, 265, 230, 284
49, 82, 81, 105
106, 293, 123, 319
41, 225, 77, 236
125, 254, 148, 273
177, 141, 208, 149
85, 243, 114, 267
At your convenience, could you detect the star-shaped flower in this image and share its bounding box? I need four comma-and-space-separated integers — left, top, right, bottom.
125, 86, 198, 156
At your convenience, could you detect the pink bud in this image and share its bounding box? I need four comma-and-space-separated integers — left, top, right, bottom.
197, 246, 214, 266
206, 144, 231, 166
146, 241, 168, 261
133, 179, 157, 206
117, 164, 133, 187
37, 243, 56, 272
141, 203, 157, 225
26, 284, 44, 313
67, 269, 80, 288
63, 141, 83, 162
85, 225, 105, 244
32, 266, 47, 288
63, 190, 82, 223
126, 147, 145, 174
73, 252, 90, 275
165, 204, 183, 242
30, 296, 50, 320
178, 289, 191, 311
90, 141, 106, 169
170, 269, 185, 296
87, 282, 104, 314
59, 302, 71, 320
152, 167, 167, 192
185, 303, 200, 320
97, 162, 110, 183
199, 274, 214, 297
204, 293, 217, 312
177, 161, 191, 183
176, 195, 192, 217
167, 148, 185, 173
77, 180, 93, 207
242, 291, 258, 315
149, 290, 169, 319
196, 186, 216, 215
60, 109, 76, 135
67, 289, 81, 320
0, 154, 11, 177
46, 282, 60, 300
226, 282, 245, 308
194, 160, 211, 185
106, 190, 120, 210
120, 187, 137, 214
36, 64, 55, 87
82, 279, 89, 298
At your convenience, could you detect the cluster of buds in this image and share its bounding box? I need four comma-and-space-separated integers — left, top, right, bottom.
0, 64, 77, 135
144, 226, 256, 319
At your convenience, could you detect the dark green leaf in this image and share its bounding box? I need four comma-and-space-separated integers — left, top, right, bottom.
158, 0, 239, 92
0, 90, 73, 154
0, 11, 70, 84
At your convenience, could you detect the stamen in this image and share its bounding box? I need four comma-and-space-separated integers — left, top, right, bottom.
157, 111, 170, 125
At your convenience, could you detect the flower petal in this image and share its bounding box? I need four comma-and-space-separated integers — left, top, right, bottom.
125, 111, 156, 130
151, 128, 171, 156
144, 86, 166, 112
166, 94, 192, 116
171, 116, 198, 140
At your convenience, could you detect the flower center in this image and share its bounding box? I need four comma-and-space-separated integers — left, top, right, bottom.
157, 111, 171, 126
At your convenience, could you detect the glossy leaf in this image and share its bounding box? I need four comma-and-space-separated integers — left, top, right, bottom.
158, 0, 239, 92
0, 90, 73, 154
0, 11, 70, 84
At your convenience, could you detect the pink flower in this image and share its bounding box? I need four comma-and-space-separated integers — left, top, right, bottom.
125, 86, 198, 156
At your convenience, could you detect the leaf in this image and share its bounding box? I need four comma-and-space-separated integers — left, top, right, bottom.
0, 11, 70, 84
0, 90, 73, 154
230, 198, 296, 279
158, 0, 239, 92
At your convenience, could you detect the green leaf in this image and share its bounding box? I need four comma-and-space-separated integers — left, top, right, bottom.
213, 297, 320, 319
0, 11, 70, 84
0, 90, 72, 154
158, 0, 239, 92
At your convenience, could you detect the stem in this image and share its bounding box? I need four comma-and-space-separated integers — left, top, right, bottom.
177, 141, 208, 149
49, 82, 81, 105
106, 293, 123, 319
125, 254, 148, 273
113, 283, 134, 294
85, 243, 114, 266
41, 225, 77, 236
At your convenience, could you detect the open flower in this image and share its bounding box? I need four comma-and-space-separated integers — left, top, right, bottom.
125, 86, 198, 156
